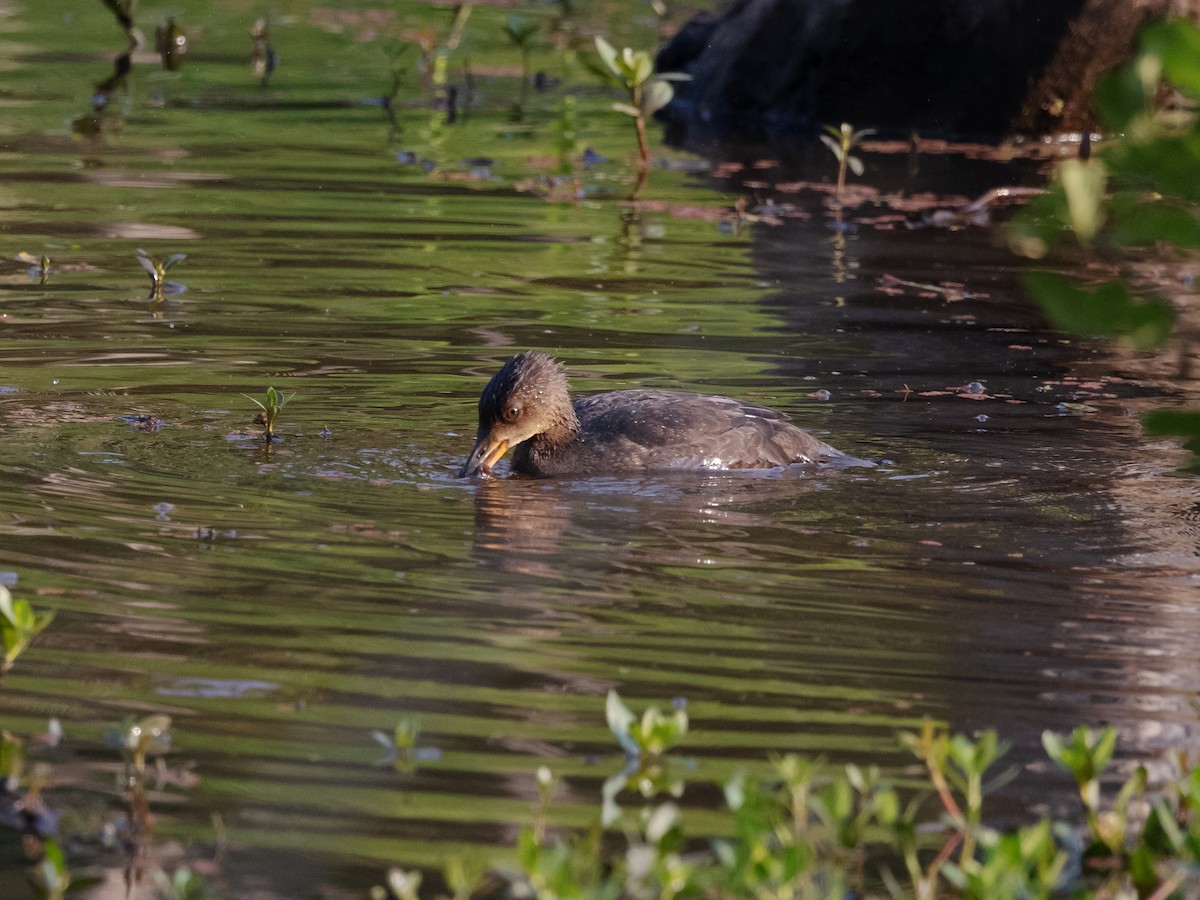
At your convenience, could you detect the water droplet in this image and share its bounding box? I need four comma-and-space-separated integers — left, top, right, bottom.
966, 381, 985, 394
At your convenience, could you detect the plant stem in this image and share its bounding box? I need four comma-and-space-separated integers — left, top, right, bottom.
634, 114, 650, 168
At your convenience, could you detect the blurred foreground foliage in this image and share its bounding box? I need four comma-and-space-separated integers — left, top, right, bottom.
373, 694, 1200, 900
1012, 17, 1200, 469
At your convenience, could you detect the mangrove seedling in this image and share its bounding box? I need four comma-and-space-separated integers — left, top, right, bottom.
251, 19, 277, 86
0, 585, 55, 676
606, 689, 688, 760
14, 251, 51, 284
503, 14, 539, 117
246, 385, 291, 442
820, 122, 874, 202
136, 248, 186, 300
372, 716, 441, 771
1043, 725, 1117, 837
602, 690, 689, 826
119, 713, 173, 776
593, 36, 683, 170
155, 18, 187, 71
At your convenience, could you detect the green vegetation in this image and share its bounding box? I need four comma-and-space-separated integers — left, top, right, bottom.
371, 693, 1200, 900
136, 248, 187, 301
119, 713, 173, 776
503, 14, 540, 118
820, 123, 874, 203
593, 37, 682, 172
244, 385, 291, 443
0, 585, 54, 676
1012, 17, 1200, 468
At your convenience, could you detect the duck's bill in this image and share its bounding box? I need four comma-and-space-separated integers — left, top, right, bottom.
458, 435, 509, 478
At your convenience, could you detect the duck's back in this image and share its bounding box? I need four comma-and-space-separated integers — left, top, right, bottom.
554, 389, 846, 473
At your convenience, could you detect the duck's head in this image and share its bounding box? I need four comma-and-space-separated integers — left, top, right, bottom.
458, 352, 574, 477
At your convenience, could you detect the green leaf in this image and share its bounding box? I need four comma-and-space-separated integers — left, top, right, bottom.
593, 36, 618, 76
1108, 194, 1200, 247
1149, 795, 1186, 852
847, 155, 864, 177
1024, 272, 1174, 348
162, 253, 187, 271
503, 14, 538, 46
605, 689, 638, 756
874, 788, 899, 824
0, 586, 17, 630
629, 51, 653, 87
136, 254, 160, 278
611, 102, 641, 118
641, 79, 673, 116
1106, 133, 1200, 202
1141, 17, 1200, 99
819, 133, 844, 162
1093, 65, 1152, 132
1143, 410, 1200, 455
1059, 158, 1107, 243
1127, 843, 1159, 895
1008, 189, 1070, 259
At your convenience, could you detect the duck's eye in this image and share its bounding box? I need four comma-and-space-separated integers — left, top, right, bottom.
503, 404, 521, 422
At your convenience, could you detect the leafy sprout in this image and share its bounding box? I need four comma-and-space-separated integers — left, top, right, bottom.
503, 14, 539, 118
605, 688, 688, 760
593, 36, 687, 173
119, 713, 173, 776
820, 122, 875, 203
245, 385, 291, 443
136, 248, 187, 300
0, 585, 55, 676
15, 251, 51, 284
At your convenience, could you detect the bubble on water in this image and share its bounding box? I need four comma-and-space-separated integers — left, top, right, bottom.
975, 414, 989, 423
966, 381, 985, 394
813, 389, 831, 401
52, 379, 59, 385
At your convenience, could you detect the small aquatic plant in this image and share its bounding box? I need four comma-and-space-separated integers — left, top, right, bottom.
0, 585, 55, 676
155, 18, 187, 71
372, 716, 441, 772
136, 248, 187, 300
593, 36, 682, 171
503, 14, 539, 118
245, 385, 291, 443
152, 866, 212, 900
14, 251, 51, 284
601, 690, 689, 826
820, 122, 874, 203
119, 713, 172, 776
605, 688, 687, 760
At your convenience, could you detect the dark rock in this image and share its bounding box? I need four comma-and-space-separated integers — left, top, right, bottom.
656, 0, 1180, 144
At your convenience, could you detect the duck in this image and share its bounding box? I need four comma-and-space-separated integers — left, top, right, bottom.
458, 351, 871, 477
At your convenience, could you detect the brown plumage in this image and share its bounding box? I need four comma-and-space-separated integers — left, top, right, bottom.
458, 351, 870, 477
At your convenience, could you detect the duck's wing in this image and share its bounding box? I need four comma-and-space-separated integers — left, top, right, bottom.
574, 390, 845, 469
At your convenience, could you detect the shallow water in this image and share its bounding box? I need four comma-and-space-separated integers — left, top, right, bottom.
2, 1, 1200, 896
